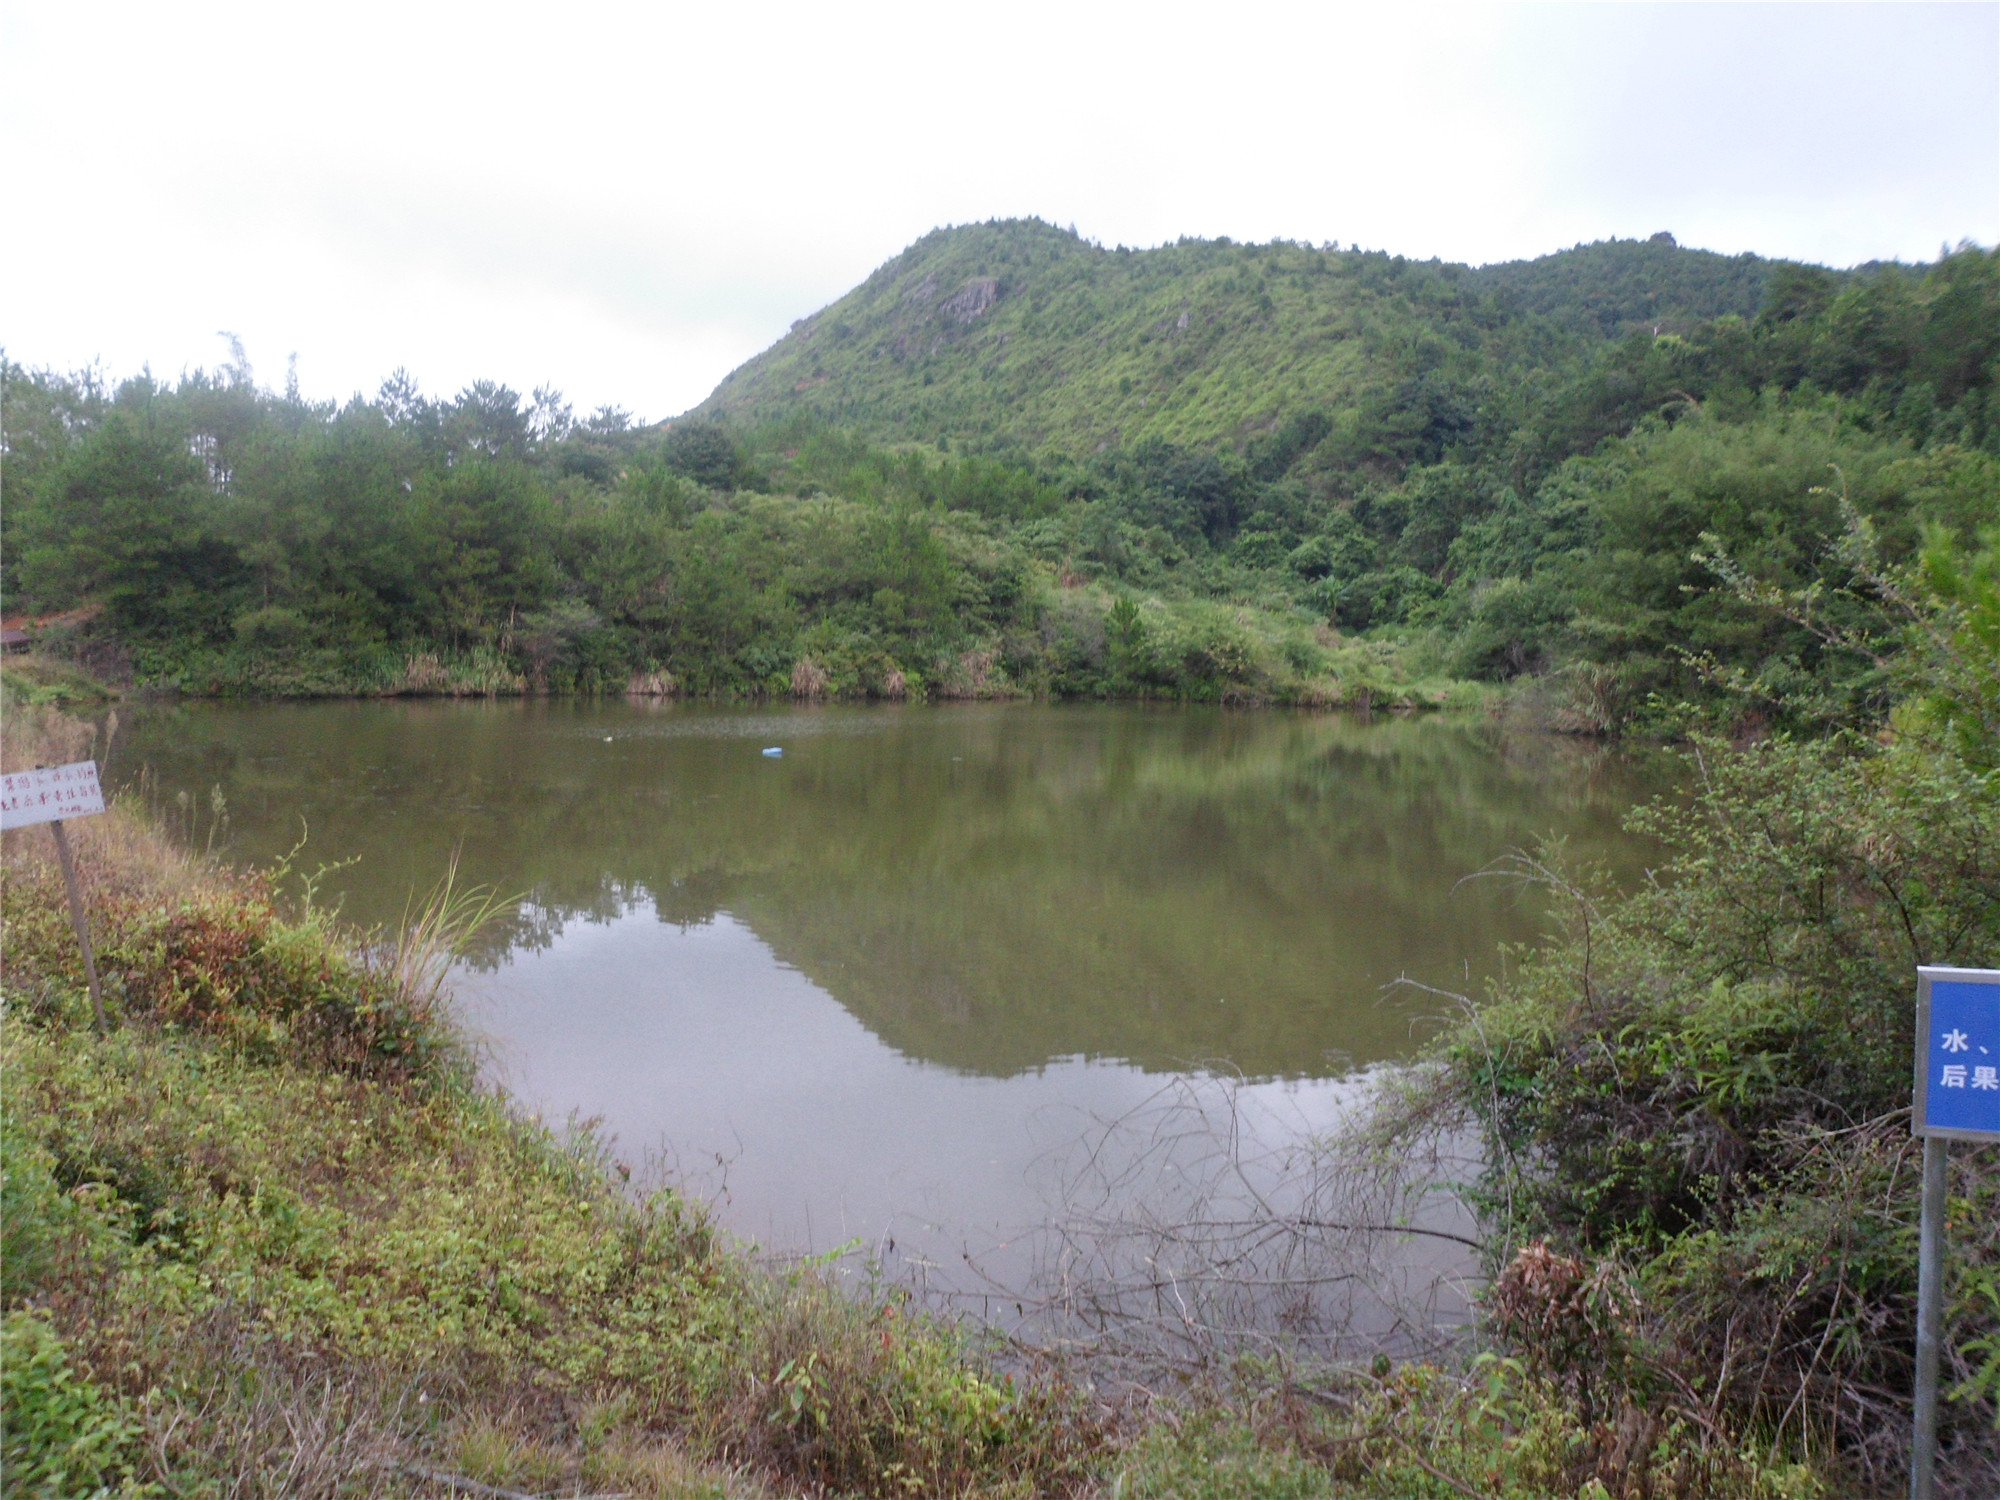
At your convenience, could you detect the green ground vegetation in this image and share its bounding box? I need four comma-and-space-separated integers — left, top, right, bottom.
5, 225, 1996, 721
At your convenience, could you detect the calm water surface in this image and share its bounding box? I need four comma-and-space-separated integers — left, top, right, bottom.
112, 700, 1665, 1291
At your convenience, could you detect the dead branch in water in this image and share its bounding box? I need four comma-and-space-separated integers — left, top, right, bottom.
910, 1069, 1482, 1385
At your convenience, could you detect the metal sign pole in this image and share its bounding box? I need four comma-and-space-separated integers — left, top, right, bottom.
1911, 1134, 1946, 1500
1910, 965, 2000, 1499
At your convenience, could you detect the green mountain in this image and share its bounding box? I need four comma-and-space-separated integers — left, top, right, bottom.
696, 219, 1780, 456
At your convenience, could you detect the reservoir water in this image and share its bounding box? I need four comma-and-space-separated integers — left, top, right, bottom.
111, 699, 1665, 1333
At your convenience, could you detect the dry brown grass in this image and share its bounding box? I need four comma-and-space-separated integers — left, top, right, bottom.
626, 669, 679, 697
0, 695, 102, 773
382, 853, 517, 1024
788, 657, 828, 700
933, 648, 1011, 700
0, 698, 218, 903
129, 1312, 421, 1500
439, 1405, 778, 1500
43, 1291, 780, 1500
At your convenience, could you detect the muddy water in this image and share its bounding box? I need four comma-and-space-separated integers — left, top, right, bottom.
112, 699, 1665, 1326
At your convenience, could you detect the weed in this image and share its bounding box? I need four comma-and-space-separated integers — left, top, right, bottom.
0, 1311, 158, 1498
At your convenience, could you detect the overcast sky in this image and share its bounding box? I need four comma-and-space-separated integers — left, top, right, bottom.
3, 1, 1995, 422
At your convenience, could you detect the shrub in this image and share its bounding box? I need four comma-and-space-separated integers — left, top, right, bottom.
1410, 526, 2000, 1488
231, 606, 311, 649
0, 860, 457, 1079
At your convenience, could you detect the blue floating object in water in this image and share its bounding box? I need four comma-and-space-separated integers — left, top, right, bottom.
762, 746, 783, 757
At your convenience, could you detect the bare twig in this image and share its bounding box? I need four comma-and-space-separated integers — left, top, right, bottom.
393, 1465, 629, 1500
917, 1071, 1481, 1383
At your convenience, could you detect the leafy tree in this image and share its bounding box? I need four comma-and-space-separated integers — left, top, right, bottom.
663, 420, 746, 490
404, 461, 555, 646
16, 411, 244, 640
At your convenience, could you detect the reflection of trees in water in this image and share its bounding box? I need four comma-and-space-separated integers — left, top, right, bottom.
112, 703, 1667, 1077
461, 866, 739, 969
459, 863, 751, 969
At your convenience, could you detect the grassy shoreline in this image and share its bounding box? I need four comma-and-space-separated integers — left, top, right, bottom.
10, 641, 1489, 720
8, 565, 1495, 714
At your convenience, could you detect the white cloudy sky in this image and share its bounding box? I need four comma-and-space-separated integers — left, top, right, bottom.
3, 1, 1995, 421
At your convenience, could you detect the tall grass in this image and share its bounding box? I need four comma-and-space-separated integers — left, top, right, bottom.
380, 852, 515, 1022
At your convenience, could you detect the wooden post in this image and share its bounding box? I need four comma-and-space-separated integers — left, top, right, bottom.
48, 817, 107, 1032
4, 760, 111, 1029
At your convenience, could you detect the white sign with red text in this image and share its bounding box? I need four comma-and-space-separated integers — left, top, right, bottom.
0, 762, 106, 830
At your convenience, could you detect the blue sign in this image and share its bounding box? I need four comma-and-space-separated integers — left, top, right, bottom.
1915, 967, 2000, 1142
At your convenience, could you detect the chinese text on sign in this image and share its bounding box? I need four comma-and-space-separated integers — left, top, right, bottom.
0, 762, 107, 831
1915, 967, 2000, 1143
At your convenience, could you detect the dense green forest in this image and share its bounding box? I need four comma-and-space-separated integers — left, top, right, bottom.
5, 221, 1998, 721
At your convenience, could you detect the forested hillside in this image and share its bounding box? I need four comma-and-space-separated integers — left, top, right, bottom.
4, 221, 1998, 723
700, 221, 1779, 454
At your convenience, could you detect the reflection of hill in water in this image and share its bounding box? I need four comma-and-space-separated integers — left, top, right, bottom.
111, 701, 1663, 1079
